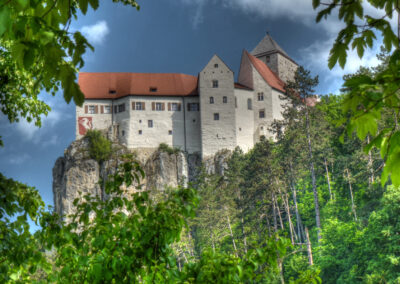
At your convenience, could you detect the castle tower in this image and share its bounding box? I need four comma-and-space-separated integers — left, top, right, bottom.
199, 55, 236, 158
251, 33, 298, 83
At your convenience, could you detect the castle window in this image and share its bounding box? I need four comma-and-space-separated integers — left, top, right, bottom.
118, 103, 125, 112
88, 105, 95, 114
168, 130, 172, 135
214, 113, 219, 120
214, 63, 218, 68
150, 87, 157, 92
247, 98, 252, 110
153, 102, 164, 111
188, 103, 199, 111
212, 80, 218, 88
138, 130, 142, 135
122, 130, 125, 136
266, 56, 270, 63
210, 96, 214, 104
148, 120, 153, 128
134, 102, 145, 111
239, 128, 242, 131
259, 109, 265, 118
170, 103, 180, 111
104, 106, 111, 113
223, 96, 227, 103
258, 92, 264, 101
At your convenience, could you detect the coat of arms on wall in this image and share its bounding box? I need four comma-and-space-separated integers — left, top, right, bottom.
78, 117, 93, 135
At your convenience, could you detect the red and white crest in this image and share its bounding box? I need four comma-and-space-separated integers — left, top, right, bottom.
78, 117, 93, 135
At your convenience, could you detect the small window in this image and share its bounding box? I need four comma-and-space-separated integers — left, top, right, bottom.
122, 130, 125, 136
258, 92, 264, 101
104, 106, 111, 114
88, 105, 95, 114
259, 109, 265, 118
155, 103, 163, 111
261, 126, 264, 130
210, 96, 214, 104
138, 130, 142, 135
109, 89, 116, 94
188, 103, 199, 111
168, 130, 172, 135
171, 103, 179, 111
239, 128, 242, 131
193, 119, 196, 123
139, 120, 142, 123
150, 87, 157, 92
223, 96, 227, 103
212, 80, 218, 88
214, 113, 219, 120
118, 103, 125, 112
148, 120, 153, 128
266, 56, 270, 63
247, 98, 252, 110
135, 102, 143, 110
214, 63, 218, 68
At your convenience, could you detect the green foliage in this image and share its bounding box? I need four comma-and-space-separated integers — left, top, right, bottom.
314, 0, 400, 186
85, 129, 112, 163
158, 142, 181, 155
0, 0, 140, 143
0, 173, 50, 283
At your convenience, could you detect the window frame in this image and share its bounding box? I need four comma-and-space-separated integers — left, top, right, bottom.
212, 80, 218, 88
257, 92, 264, 101
214, 113, 219, 120
148, 120, 153, 128
223, 96, 227, 103
259, 109, 265, 118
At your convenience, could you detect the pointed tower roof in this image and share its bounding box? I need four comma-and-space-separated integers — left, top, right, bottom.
244, 50, 285, 93
251, 33, 293, 62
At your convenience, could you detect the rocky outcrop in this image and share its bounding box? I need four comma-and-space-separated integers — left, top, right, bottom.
52, 139, 203, 217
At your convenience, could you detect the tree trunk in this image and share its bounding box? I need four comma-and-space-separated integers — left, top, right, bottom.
275, 194, 284, 231
290, 162, 304, 243
345, 168, 357, 221
272, 193, 278, 233
305, 227, 314, 265
305, 107, 321, 242
324, 158, 333, 200
277, 183, 295, 245
236, 187, 248, 254
226, 214, 238, 257
366, 136, 375, 185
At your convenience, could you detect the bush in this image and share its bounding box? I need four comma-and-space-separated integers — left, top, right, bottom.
158, 143, 180, 155
85, 130, 112, 163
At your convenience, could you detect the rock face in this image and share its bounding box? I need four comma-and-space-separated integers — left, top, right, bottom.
52, 138, 205, 217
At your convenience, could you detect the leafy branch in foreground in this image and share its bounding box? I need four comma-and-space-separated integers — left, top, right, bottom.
0, 0, 140, 135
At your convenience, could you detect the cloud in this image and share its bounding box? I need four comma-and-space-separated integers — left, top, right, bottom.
9, 153, 31, 165
80, 21, 110, 45
298, 37, 382, 94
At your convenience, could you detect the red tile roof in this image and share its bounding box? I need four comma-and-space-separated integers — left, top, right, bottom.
234, 82, 253, 90
245, 50, 285, 93
78, 73, 198, 99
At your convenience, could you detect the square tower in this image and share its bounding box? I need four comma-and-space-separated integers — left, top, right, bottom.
199, 55, 236, 158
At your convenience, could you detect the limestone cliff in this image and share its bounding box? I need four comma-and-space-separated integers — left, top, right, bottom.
53, 138, 233, 217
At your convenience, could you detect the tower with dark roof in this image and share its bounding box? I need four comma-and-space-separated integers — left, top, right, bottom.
251, 33, 298, 84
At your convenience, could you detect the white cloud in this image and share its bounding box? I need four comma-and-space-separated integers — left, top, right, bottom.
9, 153, 31, 165
298, 37, 382, 94
80, 21, 110, 45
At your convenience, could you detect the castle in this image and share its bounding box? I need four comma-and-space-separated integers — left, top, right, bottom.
76, 34, 298, 158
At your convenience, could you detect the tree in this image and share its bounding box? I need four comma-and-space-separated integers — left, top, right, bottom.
313, 0, 400, 186
285, 66, 322, 241
0, 0, 139, 139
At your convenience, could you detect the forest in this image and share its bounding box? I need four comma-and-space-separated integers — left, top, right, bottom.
2, 0, 400, 283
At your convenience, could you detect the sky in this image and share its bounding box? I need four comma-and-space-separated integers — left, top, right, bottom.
0, 0, 394, 209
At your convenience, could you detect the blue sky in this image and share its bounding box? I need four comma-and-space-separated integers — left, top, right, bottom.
0, 0, 391, 208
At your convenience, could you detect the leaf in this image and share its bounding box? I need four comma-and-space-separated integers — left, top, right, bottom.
78, 0, 89, 14
312, 0, 320, 9
0, 6, 11, 36
23, 48, 36, 69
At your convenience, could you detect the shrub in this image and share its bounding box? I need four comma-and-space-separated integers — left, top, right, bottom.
158, 143, 180, 155
85, 130, 112, 163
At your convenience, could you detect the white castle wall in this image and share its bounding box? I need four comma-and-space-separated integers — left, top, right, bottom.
199, 55, 237, 158
234, 88, 254, 153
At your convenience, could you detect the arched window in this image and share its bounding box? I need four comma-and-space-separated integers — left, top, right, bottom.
210, 96, 214, 104
247, 98, 252, 110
